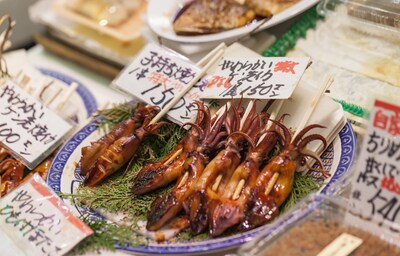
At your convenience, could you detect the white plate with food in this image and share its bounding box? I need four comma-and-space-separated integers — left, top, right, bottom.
147, 0, 319, 43
47, 95, 355, 254
52, 0, 147, 42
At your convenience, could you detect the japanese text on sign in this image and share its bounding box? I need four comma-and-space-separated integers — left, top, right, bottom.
348, 99, 400, 243
0, 174, 92, 255
0, 80, 73, 169
201, 57, 310, 99
113, 43, 207, 124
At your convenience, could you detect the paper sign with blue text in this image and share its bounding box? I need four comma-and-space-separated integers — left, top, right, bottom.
347, 98, 400, 245
113, 43, 208, 125
0, 79, 73, 169
0, 174, 93, 255
201, 57, 310, 99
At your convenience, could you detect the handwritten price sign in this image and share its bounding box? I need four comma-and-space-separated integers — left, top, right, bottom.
0, 174, 92, 255
201, 57, 310, 99
347, 99, 400, 243
0, 80, 73, 169
113, 43, 207, 124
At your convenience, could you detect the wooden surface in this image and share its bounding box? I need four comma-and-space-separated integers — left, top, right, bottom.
33, 33, 122, 78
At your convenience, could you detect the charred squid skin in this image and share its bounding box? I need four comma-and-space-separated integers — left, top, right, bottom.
146, 152, 207, 231
83, 105, 164, 187
183, 190, 209, 235
207, 121, 282, 236
147, 191, 181, 231
1, 159, 24, 197
132, 153, 186, 195
241, 187, 279, 231
145, 103, 228, 232
240, 124, 328, 229
132, 102, 208, 194
80, 118, 137, 174
79, 103, 151, 176
83, 133, 142, 187
132, 129, 201, 195
208, 198, 241, 237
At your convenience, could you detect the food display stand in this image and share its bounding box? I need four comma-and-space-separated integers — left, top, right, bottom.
0, 0, 399, 255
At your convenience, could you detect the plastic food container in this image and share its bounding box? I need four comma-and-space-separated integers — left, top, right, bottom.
237, 194, 400, 256
317, 0, 400, 39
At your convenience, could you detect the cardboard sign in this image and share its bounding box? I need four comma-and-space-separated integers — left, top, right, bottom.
0, 80, 73, 169
347, 99, 400, 244
201, 57, 310, 99
113, 43, 207, 124
0, 174, 92, 255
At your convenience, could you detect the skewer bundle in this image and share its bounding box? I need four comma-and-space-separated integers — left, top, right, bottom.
131, 100, 328, 237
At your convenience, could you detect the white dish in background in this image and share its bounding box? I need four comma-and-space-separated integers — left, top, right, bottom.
52, 0, 147, 42
29, 0, 146, 66
147, 0, 319, 43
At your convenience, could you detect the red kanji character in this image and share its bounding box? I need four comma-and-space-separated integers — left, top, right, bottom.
207, 76, 232, 88
274, 61, 299, 74
373, 110, 389, 130
148, 72, 171, 90
388, 114, 400, 136
173, 82, 184, 93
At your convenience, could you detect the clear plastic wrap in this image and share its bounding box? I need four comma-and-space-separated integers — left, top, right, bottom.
237, 194, 400, 256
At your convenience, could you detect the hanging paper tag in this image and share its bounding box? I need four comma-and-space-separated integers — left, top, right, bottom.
112, 43, 207, 125
347, 98, 400, 244
201, 57, 310, 99
0, 174, 92, 255
0, 79, 73, 169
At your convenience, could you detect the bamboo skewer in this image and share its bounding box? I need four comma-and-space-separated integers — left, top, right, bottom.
140, 47, 228, 182
177, 172, 189, 188
212, 174, 223, 192
212, 101, 255, 192
149, 49, 225, 125
264, 172, 279, 196
44, 87, 62, 107
256, 99, 284, 147
55, 82, 79, 112
293, 75, 334, 138
19, 74, 30, 90
34, 77, 54, 99
229, 99, 285, 199
264, 75, 334, 195
196, 43, 226, 67
232, 179, 245, 200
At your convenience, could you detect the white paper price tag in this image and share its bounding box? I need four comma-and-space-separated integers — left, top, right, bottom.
347, 99, 400, 244
0, 80, 73, 169
113, 43, 207, 125
201, 57, 310, 99
0, 174, 92, 255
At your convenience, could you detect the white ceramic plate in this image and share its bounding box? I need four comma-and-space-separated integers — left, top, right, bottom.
147, 0, 319, 43
38, 68, 98, 124
47, 103, 355, 255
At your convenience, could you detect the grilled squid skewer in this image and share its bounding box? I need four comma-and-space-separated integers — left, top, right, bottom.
242, 124, 328, 230
82, 104, 164, 187
208, 123, 282, 236
183, 101, 260, 234
132, 102, 207, 195
146, 103, 227, 231
80, 103, 148, 176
